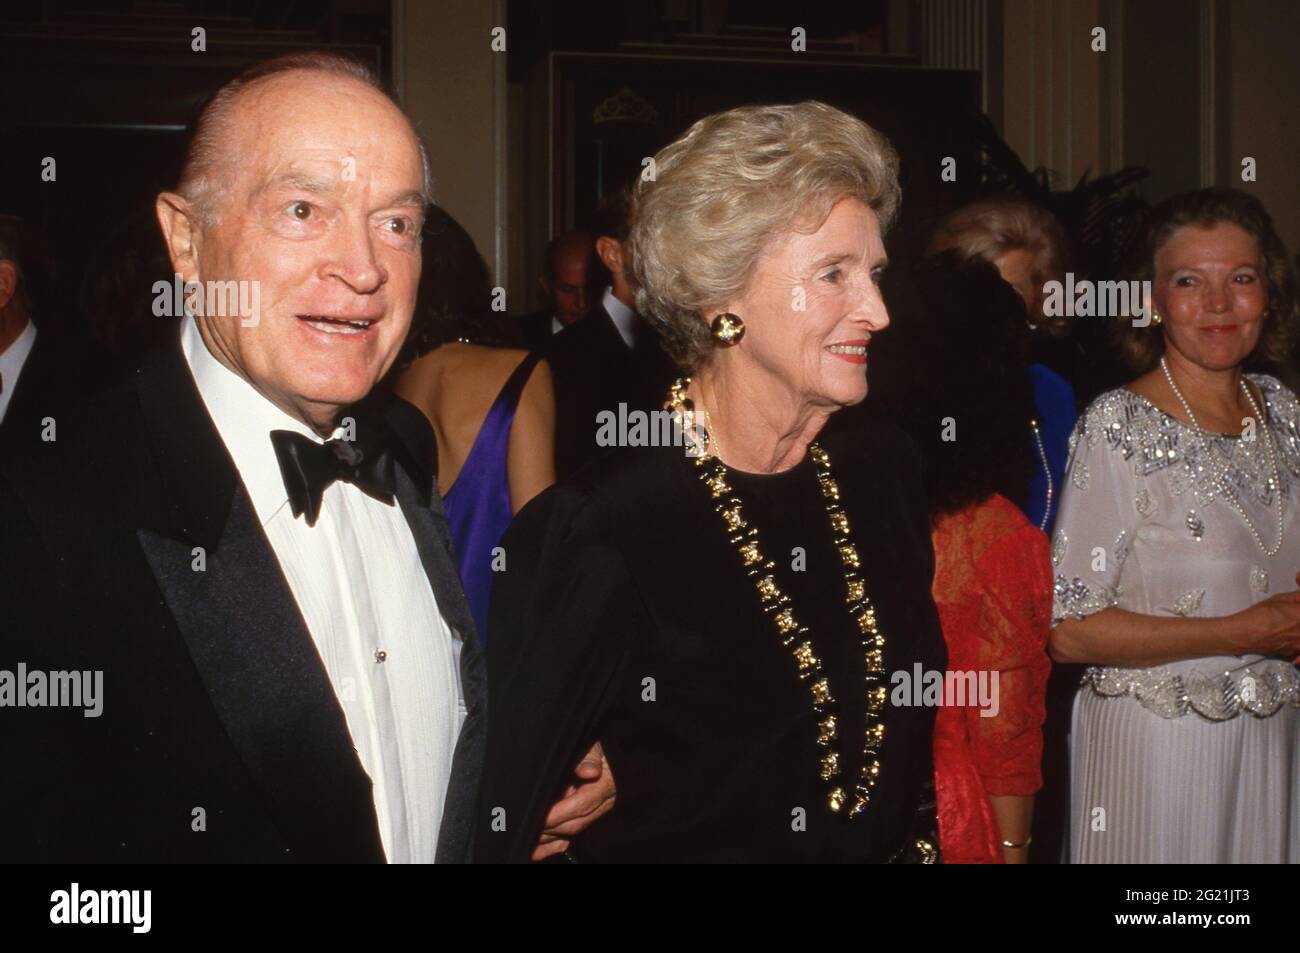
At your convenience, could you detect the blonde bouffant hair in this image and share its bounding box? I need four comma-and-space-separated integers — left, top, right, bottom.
629, 101, 900, 372
928, 197, 1069, 331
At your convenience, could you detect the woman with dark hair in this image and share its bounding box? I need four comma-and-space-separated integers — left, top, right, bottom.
1051, 188, 1300, 862
929, 197, 1076, 534
927, 198, 1079, 865
869, 252, 1052, 863
393, 206, 555, 645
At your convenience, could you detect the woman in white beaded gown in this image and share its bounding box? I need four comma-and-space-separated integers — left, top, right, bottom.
1050, 188, 1300, 863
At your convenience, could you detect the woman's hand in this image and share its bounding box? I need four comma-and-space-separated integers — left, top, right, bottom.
1228, 572, 1300, 660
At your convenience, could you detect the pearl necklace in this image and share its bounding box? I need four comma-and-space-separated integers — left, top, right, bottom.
668, 378, 889, 819
1159, 356, 1285, 557
1029, 419, 1053, 532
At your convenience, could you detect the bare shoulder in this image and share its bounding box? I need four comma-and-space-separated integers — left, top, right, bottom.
396, 342, 458, 390
520, 354, 553, 400
447, 343, 530, 378
401, 343, 528, 391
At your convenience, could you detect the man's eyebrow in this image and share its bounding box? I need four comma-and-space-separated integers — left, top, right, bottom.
254, 175, 425, 211
378, 191, 428, 210
258, 171, 337, 195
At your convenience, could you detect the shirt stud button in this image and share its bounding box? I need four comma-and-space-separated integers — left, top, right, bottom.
374, 650, 387, 663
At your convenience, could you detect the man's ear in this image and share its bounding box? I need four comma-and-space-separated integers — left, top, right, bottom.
594, 236, 624, 276
0, 260, 17, 312
155, 192, 203, 282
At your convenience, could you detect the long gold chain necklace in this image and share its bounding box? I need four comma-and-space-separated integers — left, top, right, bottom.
668, 378, 888, 818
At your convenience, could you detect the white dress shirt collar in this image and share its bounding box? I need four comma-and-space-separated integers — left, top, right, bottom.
180, 316, 341, 526
0, 319, 37, 423
602, 286, 637, 349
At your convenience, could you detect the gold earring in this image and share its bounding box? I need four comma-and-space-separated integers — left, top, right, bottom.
711, 312, 745, 346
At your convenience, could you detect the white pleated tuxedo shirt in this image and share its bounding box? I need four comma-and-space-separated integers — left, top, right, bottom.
181, 318, 464, 863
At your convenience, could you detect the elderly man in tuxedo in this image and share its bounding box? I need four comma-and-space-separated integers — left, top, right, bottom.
0, 52, 609, 862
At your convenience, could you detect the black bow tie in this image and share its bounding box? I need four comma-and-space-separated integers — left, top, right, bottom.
270, 424, 397, 527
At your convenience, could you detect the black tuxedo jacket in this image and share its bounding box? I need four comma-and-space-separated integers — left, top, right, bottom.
544, 302, 678, 481
0, 324, 82, 449
515, 310, 555, 353
0, 324, 486, 862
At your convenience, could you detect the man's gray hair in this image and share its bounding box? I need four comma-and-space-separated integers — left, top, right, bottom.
177, 51, 433, 224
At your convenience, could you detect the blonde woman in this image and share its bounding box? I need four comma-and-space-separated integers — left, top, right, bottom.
476, 102, 945, 862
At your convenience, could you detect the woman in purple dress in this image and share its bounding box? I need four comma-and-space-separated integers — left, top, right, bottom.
396, 210, 614, 863
393, 207, 555, 646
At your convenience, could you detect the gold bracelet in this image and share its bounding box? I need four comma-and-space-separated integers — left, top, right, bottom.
1002, 836, 1032, 849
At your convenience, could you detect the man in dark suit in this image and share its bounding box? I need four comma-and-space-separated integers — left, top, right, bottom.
516, 230, 595, 351
0, 52, 610, 863
546, 191, 678, 480
0, 215, 65, 443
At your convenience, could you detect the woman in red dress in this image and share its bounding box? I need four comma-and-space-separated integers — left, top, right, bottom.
930, 496, 1051, 862
858, 251, 1053, 862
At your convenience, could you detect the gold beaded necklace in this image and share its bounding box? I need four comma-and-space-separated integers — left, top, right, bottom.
668, 378, 888, 818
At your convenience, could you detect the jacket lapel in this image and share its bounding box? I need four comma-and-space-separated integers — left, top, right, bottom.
134, 332, 385, 862
594, 303, 677, 409
384, 396, 487, 863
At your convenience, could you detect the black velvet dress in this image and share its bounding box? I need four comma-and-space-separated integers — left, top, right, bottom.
474, 419, 947, 862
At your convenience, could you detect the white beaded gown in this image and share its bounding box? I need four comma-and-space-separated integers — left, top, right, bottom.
1052, 373, 1300, 863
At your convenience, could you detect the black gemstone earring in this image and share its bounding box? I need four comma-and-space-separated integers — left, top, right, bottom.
710, 312, 745, 347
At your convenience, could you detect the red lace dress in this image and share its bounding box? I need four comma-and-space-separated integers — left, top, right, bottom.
931, 494, 1052, 863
